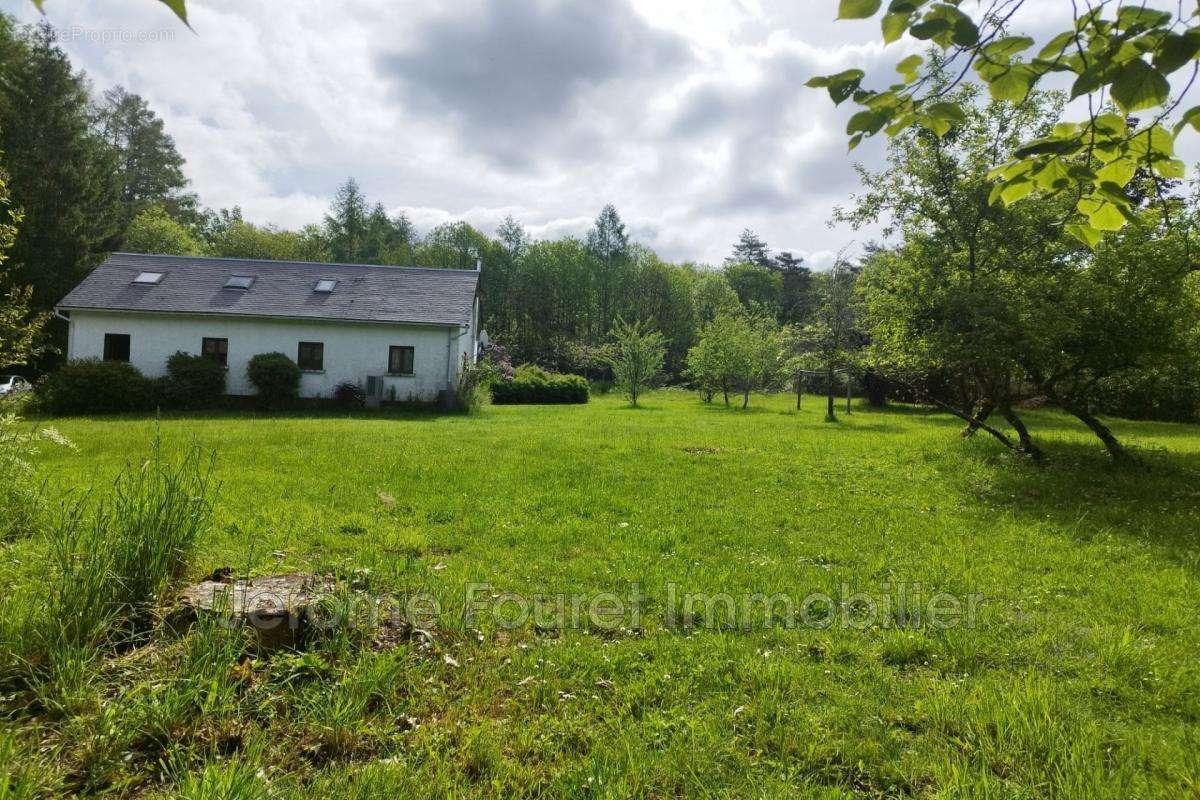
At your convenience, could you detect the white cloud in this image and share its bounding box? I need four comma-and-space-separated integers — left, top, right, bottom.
14, 0, 1196, 268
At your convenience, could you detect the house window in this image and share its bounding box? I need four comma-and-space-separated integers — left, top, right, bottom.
388, 346, 414, 375
103, 333, 130, 362
314, 279, 337, 293
297, 341, 324, 371
201, 337, 228, 366
223, 275, 255, 290
132, 271, 164, 285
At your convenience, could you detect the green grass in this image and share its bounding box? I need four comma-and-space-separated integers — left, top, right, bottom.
3, 391, 1200, 798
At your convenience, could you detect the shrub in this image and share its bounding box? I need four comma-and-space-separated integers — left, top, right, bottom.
37, 359, 152, 415
491, 367, 588, 405
246, 352, 300, 409
456, 354, 496, 412
334, 381, 365, 409
479, 342, 515, 381
514, 364, 550, 382
159, 351, 226, 409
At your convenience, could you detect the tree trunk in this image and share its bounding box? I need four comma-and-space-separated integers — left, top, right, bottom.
910, 386, 1019, 453
961, 400, 995, 438
1000, 406, 1043, 462
795, 380, 802, 410
1067, 406, 1131, 462
825, 366, 836, 421
742, 390, 749, 409
722, 386, 729, 407
864, 370, 887, 407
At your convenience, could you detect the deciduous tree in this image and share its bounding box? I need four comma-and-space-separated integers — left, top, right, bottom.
609, 318, 667, 407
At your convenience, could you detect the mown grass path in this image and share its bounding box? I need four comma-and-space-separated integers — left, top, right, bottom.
10, 391, 1200, 798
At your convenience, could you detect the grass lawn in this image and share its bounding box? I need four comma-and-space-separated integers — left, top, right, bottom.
5, 390, 1200, 798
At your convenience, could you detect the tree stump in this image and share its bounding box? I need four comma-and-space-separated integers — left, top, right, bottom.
178, 573, 333, 651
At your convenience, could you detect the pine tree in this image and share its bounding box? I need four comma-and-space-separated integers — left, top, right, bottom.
585, 204, 630, 337
0, 22, 121, 315
728, 229, 771, 268
98, 86, 190, 228
773, 250, 814, 324
323, 178, 369, 262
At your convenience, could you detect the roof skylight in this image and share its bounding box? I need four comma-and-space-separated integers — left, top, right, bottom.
314, 279, 337, 293
224, 275, 255, 290
132, 271, 164, 285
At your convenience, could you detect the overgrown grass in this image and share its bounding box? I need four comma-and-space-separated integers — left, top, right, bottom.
2, 391, 1199, 797
0, 440, 214, 691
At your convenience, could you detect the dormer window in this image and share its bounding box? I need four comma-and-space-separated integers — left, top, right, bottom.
314, 279, 337, 293
224, 275, 255, 290
132, 271, 164, 285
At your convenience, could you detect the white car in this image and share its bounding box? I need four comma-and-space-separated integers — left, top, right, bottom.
0, 375, 32, 396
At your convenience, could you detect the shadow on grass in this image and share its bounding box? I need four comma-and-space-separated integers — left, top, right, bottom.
942, 438, 1200, 565
697, 403, 777, 415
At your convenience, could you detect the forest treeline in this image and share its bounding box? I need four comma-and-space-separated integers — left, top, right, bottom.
3, 14, 1200, 452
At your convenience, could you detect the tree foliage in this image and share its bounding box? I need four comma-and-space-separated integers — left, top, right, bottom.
0, 21, 121, 313
123, 206, 204, 256
608, 318, 667, 407
811, 1, 1200, 247
98, 86, 191, 229
30, 0, 188, 26
686, 313, 782, 408
0, 162, 48, 371
852, 86, 1199, 458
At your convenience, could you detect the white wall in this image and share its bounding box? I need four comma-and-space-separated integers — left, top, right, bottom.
67, 310, 468, 401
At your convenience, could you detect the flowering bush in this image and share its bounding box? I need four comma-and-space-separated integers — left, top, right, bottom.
479, 343, 515, 382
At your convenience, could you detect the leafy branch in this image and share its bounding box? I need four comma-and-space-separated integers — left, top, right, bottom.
810, 0, 1200, 247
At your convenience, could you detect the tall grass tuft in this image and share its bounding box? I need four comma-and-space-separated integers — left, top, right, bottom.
0, 439, 215, 688
0, 728, 61, 799
174, 748, 269, 800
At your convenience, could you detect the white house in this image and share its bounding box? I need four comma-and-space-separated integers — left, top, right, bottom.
56, 252, 481, 403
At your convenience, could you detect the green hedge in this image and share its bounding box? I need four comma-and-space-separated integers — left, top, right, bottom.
157, 351, 227, 409
36, 359, 153, 415
491, 367, 588, 405
246, 352, 301, 409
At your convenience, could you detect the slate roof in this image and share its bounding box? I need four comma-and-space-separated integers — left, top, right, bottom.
58, 253, 479, 327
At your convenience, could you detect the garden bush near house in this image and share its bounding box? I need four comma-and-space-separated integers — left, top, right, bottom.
158, 351, 227, 409
246, 352, 301, 409
490, 365, 588, 404
455, 354, 496, 413
334, 380, 366, 409
35, 359, 153, 415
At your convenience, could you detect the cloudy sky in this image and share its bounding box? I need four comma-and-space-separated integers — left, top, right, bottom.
9, 0, 1194, 268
